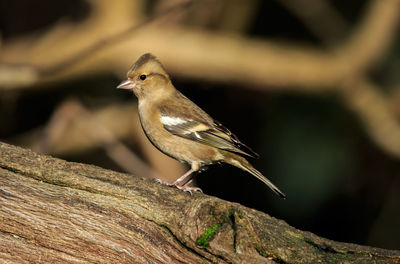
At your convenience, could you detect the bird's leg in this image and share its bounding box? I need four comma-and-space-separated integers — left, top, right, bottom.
155, 168, 194, 186
172, 168, 196, 186
174, 163, 204, 194
156, 163, 203, 194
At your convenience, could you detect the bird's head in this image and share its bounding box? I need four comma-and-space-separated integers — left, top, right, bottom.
117, 53, 172, 99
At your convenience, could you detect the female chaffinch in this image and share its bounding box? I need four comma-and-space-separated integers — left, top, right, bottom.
117, 53, 285, 198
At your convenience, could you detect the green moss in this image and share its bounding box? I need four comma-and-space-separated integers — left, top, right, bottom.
334, 248, 349, 255
228, 208, 235, 217
196, 223, 222, 248
161, 225, 171, 233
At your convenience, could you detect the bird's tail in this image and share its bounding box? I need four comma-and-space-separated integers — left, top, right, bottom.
225, 154, 286, 199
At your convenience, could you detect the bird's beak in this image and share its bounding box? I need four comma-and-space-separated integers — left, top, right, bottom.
117, 79, 136, 90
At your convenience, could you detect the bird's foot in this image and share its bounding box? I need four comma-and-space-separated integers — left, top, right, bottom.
155, 178, 202, 195
175, 184, 203, 195
155, 178, 174, 186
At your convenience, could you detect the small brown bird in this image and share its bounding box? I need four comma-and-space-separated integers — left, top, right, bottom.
117, 53, 285, 198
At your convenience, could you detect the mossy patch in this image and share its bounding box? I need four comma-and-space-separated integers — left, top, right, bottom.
196, 223, 222, 248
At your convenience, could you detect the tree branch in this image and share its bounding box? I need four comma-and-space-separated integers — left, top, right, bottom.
0, 142, 399, 263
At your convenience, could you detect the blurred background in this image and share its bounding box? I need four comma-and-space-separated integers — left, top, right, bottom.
0, 0, 399, 250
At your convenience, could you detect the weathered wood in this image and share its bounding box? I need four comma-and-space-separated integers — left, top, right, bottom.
0, 142, 399, 263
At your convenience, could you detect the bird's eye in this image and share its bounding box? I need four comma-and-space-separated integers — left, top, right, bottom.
139, 74, 147, 80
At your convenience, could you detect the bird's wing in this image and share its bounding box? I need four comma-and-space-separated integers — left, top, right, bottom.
159, 103, 259, 158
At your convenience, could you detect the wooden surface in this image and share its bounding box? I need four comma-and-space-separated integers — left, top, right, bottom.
0, 142, 399, 263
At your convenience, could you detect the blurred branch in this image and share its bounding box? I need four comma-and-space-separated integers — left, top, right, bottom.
278, 0, 400, 159
0, 0, 192, 89
12, 100, 185, 182
17, 102, 136, 154
278, 0, 348, 46
0, 0, 397, 90
277, 0, 400, 159
335, 0, 399, 77
35, 99, 158, 179
340, 79, 400, 158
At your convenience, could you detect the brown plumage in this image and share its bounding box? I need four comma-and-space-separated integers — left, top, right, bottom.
117, 53, 285, 198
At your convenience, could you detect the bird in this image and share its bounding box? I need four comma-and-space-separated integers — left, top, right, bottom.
117, 53, 285, 198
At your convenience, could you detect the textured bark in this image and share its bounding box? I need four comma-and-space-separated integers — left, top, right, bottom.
0, 142, 399, 263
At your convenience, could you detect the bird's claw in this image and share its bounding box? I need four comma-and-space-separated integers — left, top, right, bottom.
155, 178, 173, 186
176, 185, 203, 195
